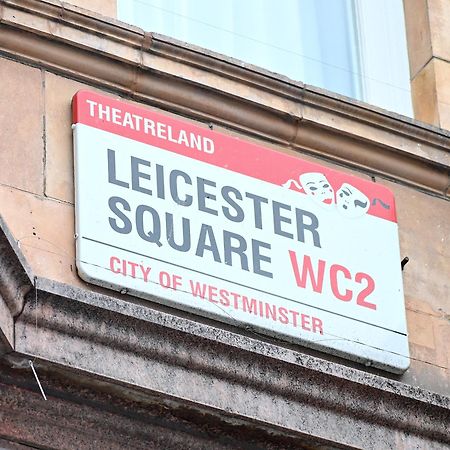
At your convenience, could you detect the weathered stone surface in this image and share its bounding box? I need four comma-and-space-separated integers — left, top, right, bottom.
403, 0, 433, 79
0, 359, 330, 450
375, 178, 450, 395
0, 185, 79, 287
412, 58, 450, 131
434, 58, 450, 131
9, 279, 450, 450
67, 0, 117, 18
44, 73, 93, 203
428, 0, 450, 63
0, 58, 43, 194
404, 0, 450, 130
0, 437, 36, 449
391, 181, 450, 313
0, 215, 33, 348
411, 60, 439, 127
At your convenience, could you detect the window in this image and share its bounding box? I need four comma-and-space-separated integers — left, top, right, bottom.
118, 0, 413, 117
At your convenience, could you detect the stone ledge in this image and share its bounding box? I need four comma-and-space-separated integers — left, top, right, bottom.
32, 277, 450, 412
9, 280, 450, 449
0, 0, 449, 198
0, 216, 34, 349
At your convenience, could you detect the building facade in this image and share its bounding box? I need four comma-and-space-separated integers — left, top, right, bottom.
0, 0, 449, 448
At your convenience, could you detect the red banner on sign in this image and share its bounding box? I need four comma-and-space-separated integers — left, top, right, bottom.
73, 90, 396, 222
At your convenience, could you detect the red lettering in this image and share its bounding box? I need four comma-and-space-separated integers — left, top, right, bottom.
258, 299, 264, 317
172, 274, 182, 290
189, 280, 207, 298
110, 257, 152, 282
242, 296, 257, 315
289, 251, 376, 311
128, 261, 139, 278
356, 272, 376, 310
330, 264, 352, 302
288, 251, 325, 293
312, 317, 323, 335
187, 280, 323, 336
278, 307, 289, 324
265, 303, 277, 321
219, 289, 230, 307
110, 256, 121, 274
230, 292, 240, 310
300, 314, 311, 331
289, 309, 300, 327
140, 265, 151, 282
208, 285, 218, 303
159, 271, 171, 288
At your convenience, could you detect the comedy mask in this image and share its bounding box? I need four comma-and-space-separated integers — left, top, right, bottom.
299, 172, 335, 207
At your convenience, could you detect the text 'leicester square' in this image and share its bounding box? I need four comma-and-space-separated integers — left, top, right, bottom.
72, 90, 410, 373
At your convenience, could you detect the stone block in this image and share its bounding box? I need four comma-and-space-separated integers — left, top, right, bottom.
411, 60, 439, 127
412, 57, 450, 131
428, 0, 450, 63
44, 73, 98, 203
401, 356, 449, 397
434, 58, 450, 131
375, 179, 450, 315
433, 317, 450, 369
406, 309, 435, 349
405, 310, 449, 381
0, 58, 43, 194
403, 0, 433, 79
66, 0, 117, 18
403, 0, 450, 80
0, 185, 82, 287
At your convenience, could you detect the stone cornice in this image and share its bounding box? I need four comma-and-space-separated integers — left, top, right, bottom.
0, 0, 449, 198
0, 362, 323, 450
0, 218, 449, 449
0, 216, 34, 350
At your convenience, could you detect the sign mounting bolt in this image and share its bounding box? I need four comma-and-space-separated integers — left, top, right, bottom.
401, 257, 409, 271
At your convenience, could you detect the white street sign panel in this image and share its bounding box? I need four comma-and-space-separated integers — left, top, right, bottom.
73, 90, 410, 373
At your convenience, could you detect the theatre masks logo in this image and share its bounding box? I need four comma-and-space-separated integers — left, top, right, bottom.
336, 183, 370, 218
283, 173, 370, 219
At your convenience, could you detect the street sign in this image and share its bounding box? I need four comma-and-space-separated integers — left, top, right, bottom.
73, 90, 410, 373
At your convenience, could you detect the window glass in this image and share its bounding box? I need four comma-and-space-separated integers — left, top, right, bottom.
118, 0, 412, 116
